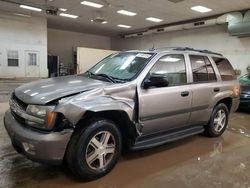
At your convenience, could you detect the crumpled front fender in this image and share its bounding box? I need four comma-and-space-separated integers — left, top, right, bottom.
54, 84, 136, 126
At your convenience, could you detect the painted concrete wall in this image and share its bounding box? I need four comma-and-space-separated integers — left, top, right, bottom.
0, 14, 47, 78
47, 28, 111, 66
77, 47, 118, 74
111, 25, 250, 76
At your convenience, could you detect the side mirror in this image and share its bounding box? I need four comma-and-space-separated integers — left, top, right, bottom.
143, 74, 169, 89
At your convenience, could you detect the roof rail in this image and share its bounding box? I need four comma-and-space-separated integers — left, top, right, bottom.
174, 47, 222, 56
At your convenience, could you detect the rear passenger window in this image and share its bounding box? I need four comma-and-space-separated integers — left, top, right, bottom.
190, 55, 216, 83
150, 54, 187, 87
212, 57, 236, 81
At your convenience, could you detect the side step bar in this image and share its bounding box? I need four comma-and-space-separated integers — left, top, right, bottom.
130, 126, 204, 151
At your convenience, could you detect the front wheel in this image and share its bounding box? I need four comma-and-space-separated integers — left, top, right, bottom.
205, 103, 229, 137
66, 118, 122, 181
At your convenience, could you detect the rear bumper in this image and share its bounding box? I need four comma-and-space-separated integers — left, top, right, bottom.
4, 109, 73, 165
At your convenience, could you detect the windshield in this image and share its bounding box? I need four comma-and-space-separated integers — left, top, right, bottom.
239, 74, 250, 86
87, 52, 155, 82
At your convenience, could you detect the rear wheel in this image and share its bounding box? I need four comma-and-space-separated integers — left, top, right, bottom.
66, 118, 122, 181
205, 103, 229, 137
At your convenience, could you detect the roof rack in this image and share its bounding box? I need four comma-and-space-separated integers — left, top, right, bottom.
173, 47, 222, 56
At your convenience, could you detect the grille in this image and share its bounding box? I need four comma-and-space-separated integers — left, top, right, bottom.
10, 93, 28, 124
11, 111, 26, 124
12, 93, 28, 110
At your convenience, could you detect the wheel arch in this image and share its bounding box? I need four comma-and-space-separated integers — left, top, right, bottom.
215, 97, 232, 112
76, 110, 138, 148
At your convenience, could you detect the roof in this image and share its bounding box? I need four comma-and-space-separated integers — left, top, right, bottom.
127, 47, 223, 56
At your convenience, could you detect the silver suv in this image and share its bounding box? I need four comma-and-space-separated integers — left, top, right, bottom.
4, 47, 240, 180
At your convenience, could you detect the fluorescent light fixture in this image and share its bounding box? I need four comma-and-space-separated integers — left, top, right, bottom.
102, 21, 108, 24
117, 24, 131, 28
191, 6, 212, 13
81, 1, 104, 8
59, 8, 67, 12
19, 5, 42, 12
146, 17, 163, 23
59, 13, 78, 19
117, 10, 137, 16
13, 13, 31, 18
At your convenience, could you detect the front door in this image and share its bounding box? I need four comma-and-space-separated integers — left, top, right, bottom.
138, 54, 192, 135
25, 51, 40, 77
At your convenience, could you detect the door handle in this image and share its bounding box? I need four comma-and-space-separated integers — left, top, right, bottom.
181, 91, 189, 97
214, 87, 220, 92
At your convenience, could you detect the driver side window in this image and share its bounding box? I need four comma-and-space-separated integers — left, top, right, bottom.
150, 54, 187, 87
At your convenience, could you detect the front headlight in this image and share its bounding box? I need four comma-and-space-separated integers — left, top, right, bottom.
26, 105, 49, 118
26, 105, 57, 130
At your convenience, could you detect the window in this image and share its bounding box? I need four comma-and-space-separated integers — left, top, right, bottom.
27, 53, 37, 66
190, 55, 216, 82
7, 50, 18, 66
89, 52, 154, 81
190, 55, 208, 82
212, 57, 236, 81
150, 54, 187, 87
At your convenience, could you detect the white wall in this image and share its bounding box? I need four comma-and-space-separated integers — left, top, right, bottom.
77, 47, 118, 73
48, 28, 111, 66
111, 25, 250, 76
0, 14, 47, 78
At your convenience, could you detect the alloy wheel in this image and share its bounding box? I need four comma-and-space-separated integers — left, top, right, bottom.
85, 131, 116, 170
213, 109, 227, 133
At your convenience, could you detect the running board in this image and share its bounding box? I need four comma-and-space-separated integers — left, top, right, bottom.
130, 126, 204, 151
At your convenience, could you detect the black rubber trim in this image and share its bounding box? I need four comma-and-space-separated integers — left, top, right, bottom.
130, 125, 204, 151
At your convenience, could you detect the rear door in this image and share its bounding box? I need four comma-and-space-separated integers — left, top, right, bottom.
188, 55, 219, 124
138, 54, 192, 135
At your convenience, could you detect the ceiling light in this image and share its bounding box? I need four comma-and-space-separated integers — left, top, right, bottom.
59, 8, 67, 12
81, 1, 104, 8
19, 5, 42, 12
59, 13, 78, 19
117, 10, 137, 16
13, 13, 31, 18
191, 6, 212, 13
146, 17, 163, 23
117, 24, 131, 28
102, 21, 108, 24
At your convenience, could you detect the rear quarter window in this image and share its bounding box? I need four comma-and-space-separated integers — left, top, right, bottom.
212, 57, 236, 81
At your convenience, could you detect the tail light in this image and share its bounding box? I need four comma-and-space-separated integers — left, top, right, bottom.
233, 85, 240, 97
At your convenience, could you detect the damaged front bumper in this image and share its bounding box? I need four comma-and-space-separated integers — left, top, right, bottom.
4, 109, 73, 165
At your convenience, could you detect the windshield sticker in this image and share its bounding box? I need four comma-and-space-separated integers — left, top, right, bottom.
136, 53, 152, 59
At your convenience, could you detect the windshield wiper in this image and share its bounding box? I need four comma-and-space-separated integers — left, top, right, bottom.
86, 71, 94, 77
86, 71, 127, 83
93, 73, 117, 83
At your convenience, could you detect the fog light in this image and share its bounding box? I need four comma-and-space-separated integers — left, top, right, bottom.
22, 142, 36, 155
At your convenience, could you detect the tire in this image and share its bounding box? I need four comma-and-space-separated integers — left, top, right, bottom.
66, 118, 122, 181
205, 103, 229, 137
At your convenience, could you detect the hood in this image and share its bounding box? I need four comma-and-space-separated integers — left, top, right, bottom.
14, 75, 112, 104
241, 85, 250, 94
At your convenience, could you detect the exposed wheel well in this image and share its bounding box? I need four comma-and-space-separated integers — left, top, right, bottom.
216, 98, 232, 112
77, 110, 137, 149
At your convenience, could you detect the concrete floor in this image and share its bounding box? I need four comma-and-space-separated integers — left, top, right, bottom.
0, 80, 250, 188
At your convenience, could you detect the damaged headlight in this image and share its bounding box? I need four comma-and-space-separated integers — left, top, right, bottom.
26, 105, 57, 130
